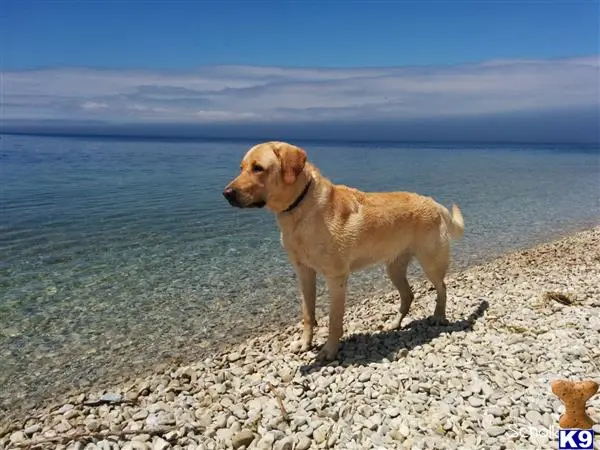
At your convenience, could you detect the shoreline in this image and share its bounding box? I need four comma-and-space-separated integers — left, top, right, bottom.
1, 219, 596, 418
2, 225, 600, 449
0, 220, 595, 420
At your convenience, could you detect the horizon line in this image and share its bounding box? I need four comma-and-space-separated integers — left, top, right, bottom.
4, 53, 598, 73
3, 130, 599, 148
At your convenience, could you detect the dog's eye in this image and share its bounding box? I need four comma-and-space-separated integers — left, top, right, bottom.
252, 164, 265, 173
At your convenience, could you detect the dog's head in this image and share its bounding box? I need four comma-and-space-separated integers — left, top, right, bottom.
223, 141, 307, 211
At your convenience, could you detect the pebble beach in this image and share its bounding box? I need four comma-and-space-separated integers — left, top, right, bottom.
2, 225, 599, 450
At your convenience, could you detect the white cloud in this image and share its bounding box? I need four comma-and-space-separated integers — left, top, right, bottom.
2, 55, 598, 124
81, 101, 109, 110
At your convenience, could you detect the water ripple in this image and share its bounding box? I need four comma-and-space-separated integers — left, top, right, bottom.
0, 134, 598, 418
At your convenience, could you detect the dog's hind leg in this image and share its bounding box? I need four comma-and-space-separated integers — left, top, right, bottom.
386, 252, 414, 330
415, 240, 450, 325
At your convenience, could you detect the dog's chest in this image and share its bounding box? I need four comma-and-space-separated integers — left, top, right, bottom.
280, 226, 332, 269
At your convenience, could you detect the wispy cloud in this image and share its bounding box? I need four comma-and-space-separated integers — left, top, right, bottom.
81, 101, 109, 110
2, 56, 599, 142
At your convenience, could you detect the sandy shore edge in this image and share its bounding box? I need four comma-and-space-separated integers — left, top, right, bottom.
2, 225, 599, 449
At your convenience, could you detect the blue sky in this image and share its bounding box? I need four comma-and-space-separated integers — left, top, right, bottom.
4, 0, 598, 69
2, 1, 599, 143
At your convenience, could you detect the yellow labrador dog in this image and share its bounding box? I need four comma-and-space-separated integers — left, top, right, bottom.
223, 141, 464, 361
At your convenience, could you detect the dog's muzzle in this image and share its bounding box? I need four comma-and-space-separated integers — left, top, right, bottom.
223, 187, 241, 207
223, 187, 266, 209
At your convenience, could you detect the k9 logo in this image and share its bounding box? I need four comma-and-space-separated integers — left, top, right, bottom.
558, 429, 594, 450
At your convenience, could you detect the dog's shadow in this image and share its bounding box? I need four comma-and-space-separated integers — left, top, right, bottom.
299, 299, 489, 375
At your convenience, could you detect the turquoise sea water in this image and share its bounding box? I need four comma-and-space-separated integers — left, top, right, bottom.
1, 134, 598, 416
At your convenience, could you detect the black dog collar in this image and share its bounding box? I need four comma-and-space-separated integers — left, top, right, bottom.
282, 179, 312, 213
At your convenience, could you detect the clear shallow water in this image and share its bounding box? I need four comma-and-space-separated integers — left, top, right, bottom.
1, 134, 599, 416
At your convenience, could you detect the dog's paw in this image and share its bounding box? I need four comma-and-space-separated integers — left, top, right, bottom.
386, 317, 404, 331
316, 340, 339, 362
429, 315, 449, 326
290, 340, 311, 353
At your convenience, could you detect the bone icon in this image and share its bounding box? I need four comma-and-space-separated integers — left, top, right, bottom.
551, 379, 599, 429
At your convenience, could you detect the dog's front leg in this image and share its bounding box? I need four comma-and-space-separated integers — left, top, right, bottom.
317, 274, 348, 361
290, 262, 317, 353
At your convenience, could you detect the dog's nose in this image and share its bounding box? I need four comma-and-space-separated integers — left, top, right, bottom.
223, 187, 236, 200
223, 187, 241, 207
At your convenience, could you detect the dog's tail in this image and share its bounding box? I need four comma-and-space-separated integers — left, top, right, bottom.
440, 203, 464, 240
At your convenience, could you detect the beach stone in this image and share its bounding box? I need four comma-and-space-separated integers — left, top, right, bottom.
24, 423, 42, 436
313, 425, 329, 444
42, 429, 57, 440
66, 443, 85, 450
132, 434, 152, 443
158, 412, 176, 426
256, 432, 277, 449
395, 420, 410, 438
125, 391, 139, 402
292, 415, 308, 429
216, 428, 234, 443
295, 435, 312, 450
367, 413, 383, 430
228, 352, 242, 362
525, 410, 542, 424
232, 429, 255, 449
10, 431, 26, 445
55, 420, 73, 433
386, 407, 401, 418
86, 419, 100, 432
247, 398, 263, 412
122, 442, 149, 450
64, 409, 80, 420
231, 405, 247, 420
57, 404, 74, 414
129, 420, 143, 432
109, 423, 123, 434
487, 406, 504, 418
164, 430, 179, 441
487, 426, 506, 437
152, 437, 170, 450
101, 393, 122, 403
97, 441, 118, 450
278, 368, 294, 383
468, 396, 484, 408
213, 414, 227, 429
273, 436, 294, 450
358, 371, 371, 382
133, 410, 149, 421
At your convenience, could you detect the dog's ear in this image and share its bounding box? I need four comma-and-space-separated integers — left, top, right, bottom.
274, 143, 307, 184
